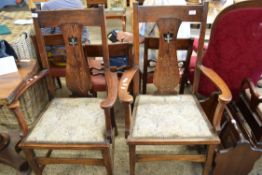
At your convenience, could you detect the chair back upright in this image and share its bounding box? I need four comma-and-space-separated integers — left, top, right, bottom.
198, 0, 262, 98
33, 7, 109, 96
133, 1, 208, 94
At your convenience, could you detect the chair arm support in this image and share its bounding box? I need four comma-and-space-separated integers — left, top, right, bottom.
100, 70, 118, 109
9, 69, 49, 106
118, 66, 139, 103
199, 65, 232, 103
199, 65, 232, 131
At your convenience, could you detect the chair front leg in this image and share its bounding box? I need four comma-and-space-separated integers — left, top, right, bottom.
123, 102, 132, 138
110, 107, 118, 136
23, 149, 42, 175
129, 145, 136, 175
102, 147, 113, 175
203, 144, 216, 175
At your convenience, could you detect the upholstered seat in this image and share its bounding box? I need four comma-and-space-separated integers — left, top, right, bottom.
26, 98, 105, 143
131, 95, 215, 139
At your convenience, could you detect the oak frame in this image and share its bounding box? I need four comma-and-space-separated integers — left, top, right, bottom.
118, 2, 232, 175
10, 7, 117, 175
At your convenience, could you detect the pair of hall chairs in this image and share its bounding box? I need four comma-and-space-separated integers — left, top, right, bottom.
10, 1, 262, 174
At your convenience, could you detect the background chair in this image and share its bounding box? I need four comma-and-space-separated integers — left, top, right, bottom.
119, 2, 231, 175
28, 0, 48, 9
8, 7, 117, 175
86, 0, 127, 31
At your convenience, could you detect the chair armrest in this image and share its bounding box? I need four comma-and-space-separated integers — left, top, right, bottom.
199, 65, 232, 131
199, 65, 232, 103
100, 69, 118, 109
9, 69, 49, 106
118, 66, 139, 103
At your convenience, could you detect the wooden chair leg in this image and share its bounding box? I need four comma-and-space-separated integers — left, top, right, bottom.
91, 90, 97, 97
110, 107, 118, 136
55, 77, 62, 89
23, 149, 42, 175
142, 72, 147, 94
203, 145, 216, 175
129, 145, 136, 175
102, 148, 113, 175
124, 103, 132, 138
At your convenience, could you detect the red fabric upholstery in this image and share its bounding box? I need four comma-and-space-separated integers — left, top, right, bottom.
198, 8, 262, 99
91, 75, 107, 91
193, 38, 207, 52
189, 55, 197, 83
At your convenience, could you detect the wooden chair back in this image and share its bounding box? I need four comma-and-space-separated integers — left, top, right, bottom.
33, 7, 109, 96
133, 2, 208, 94
32, 33, 133, 74
142, 37, 194, 94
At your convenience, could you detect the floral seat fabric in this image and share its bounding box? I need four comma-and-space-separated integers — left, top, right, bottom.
131, 95, 216, 139
26, 98, 106, 143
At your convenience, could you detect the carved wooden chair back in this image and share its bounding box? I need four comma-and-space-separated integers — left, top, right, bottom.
142, 37, 194, 94
32, 33, 133, 94
133, 2, 207, 95
33, 7, 109, 96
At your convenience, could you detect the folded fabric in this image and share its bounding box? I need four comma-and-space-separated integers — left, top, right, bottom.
0, 25, 11, 35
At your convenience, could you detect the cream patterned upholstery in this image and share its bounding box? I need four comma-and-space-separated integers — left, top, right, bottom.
245, 87, 262, 112
131, 95, 216, 139
26, 98, 106, 143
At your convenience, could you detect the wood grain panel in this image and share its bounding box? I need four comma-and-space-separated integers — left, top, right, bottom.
60, 23, 91, 96
153, 18, 181, 94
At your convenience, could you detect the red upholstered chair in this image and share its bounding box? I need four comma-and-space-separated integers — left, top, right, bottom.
187, 2, 262, 174
194, 1, 262, 99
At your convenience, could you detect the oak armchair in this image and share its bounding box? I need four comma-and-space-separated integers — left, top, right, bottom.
9, 7, 117, 175
186, 1, 262, 174
195, 0, 262, 146
119, 2, 232, 175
